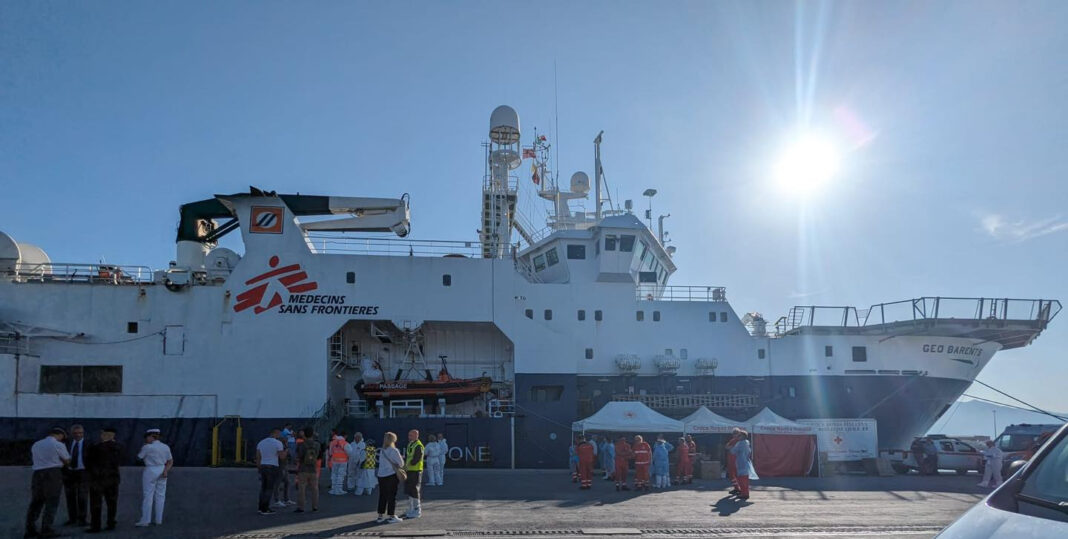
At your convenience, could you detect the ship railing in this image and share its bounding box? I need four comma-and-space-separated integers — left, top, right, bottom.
776, 297, 1062, 334
0, 334, 29, 355
487, 398, 515, 418
10, 262, 155, 285
482, 173, 519, 192
636, 285, 727, 302
305, 234, 515, 258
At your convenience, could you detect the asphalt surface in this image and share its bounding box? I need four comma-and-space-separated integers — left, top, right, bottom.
0, 467, 990, 538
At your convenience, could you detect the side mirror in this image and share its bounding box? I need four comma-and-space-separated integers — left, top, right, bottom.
1007, 459, 1027, 476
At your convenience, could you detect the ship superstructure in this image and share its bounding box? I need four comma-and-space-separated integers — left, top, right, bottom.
0, 106, 1059, 467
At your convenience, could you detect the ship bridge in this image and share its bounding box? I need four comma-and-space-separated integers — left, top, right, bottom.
770, 297, 1060, 349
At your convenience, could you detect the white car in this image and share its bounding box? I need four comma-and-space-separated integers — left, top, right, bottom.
936, 424, 1068, 538
895, 436, 984, 475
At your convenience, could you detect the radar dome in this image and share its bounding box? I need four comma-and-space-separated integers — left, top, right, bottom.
570, 172, 590, 194
489, 105, 520, 144
0, 231, 19, 273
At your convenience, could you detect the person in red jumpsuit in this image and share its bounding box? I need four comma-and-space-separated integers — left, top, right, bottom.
631, 435, 652, 492
576, 435, 596, 490
613, 436, 633, 491
676, 437, 691, 485
685, 435, 698, 484
725, 428, 741, 495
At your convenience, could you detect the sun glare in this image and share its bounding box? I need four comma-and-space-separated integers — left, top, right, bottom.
774, 134, 840, 195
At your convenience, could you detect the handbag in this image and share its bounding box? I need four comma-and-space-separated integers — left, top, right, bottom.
391, 451, 407, 481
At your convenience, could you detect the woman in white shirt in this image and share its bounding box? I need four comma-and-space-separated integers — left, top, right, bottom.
375, 432, 405, 523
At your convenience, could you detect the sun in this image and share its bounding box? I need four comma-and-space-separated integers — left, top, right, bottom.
774, 133, 841, 195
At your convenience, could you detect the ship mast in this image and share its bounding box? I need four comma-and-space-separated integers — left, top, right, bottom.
480, 106, 522, 259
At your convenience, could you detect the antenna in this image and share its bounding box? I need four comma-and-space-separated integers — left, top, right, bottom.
554, 60, 560, 186
594, 131, 604, 220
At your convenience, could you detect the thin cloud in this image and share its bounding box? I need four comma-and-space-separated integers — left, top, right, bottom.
979, 213, 1068, 243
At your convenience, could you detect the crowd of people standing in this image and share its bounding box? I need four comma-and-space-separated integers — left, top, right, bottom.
254, 425, 447, 524
24, 425, 172, 538
571, 429, 754, 502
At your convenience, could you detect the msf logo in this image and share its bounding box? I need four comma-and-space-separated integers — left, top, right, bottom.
234, 256, 318, 314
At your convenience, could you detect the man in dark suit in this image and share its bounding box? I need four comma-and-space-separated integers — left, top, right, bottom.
62, 424, 89, 526
84, 427, 123, 533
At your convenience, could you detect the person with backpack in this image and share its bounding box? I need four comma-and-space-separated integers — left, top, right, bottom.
294, 428, 321, 513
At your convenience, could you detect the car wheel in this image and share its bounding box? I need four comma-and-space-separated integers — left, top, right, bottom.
955, 469, 968, 476
891, 464, 909, 474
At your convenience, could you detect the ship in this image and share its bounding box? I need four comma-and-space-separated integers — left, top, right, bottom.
0, 106, 1059, 467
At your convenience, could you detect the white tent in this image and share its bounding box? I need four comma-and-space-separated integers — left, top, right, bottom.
572, 401, 684, 433
681, 406, 748, 434
745, 407, 814, 434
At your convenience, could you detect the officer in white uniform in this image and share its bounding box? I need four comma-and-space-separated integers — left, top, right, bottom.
135, 428, 173, 527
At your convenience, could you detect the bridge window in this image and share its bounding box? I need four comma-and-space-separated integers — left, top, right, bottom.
852, 346, 868, 362
720, 312, 728, 322
577, 309, 586, 321
639, 241, 649, 263
605, 235, 618, 251
127, 322, 138, 334
636, 311, 644, 321
639, 271, 657, 283
758, 348, 766, 359
653, 311, 661, 322
544, 309, 553, 321
825, 345, 833, 357
594, 310, 603, 321
585, 348, 594, 359
529, 385, 564, 402
525, 309, 533, 319
346, 271, 356, 284
567, 244, 586, 260
620, 235, 636, 252
680, 348, 688, 360
546, 247, 559, 267
442, 274, 451, 286
40, 366, 122, 394
533, 254, 546, 271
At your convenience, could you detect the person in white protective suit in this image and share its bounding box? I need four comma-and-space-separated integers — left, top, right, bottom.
355, 440, 378, 495
346, 433, 365, 492
434, 434, 448, 486
424, 435, 442, 486
979, 440, 1004, 488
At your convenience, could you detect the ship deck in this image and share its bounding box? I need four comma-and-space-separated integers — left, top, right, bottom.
0, 467, 986, 538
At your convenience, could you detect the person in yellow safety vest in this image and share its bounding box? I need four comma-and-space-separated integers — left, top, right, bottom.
402, 430, 425, 519
327, 431, 349, 495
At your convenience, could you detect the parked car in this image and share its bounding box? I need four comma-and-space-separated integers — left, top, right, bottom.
890, 436, 983, 475
936, 423, 1068, 537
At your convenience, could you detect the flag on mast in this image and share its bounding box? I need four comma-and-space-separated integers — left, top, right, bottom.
531, 162, 540, 185
522, 148, 536, 159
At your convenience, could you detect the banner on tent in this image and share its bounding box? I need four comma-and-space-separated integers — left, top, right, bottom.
798, 419, 878, 461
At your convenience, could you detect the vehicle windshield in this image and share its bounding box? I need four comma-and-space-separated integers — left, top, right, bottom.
996, 434, 1035, 452
1017, 431, 1068, 522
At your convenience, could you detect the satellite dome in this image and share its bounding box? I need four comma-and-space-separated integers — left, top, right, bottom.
570, 172, 590, 194
0, 231, 19, 273
489, 105, 520, 144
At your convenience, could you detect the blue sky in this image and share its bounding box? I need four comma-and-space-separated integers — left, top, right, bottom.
3, 1, 1067, 413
